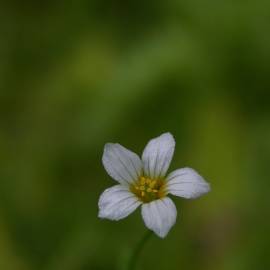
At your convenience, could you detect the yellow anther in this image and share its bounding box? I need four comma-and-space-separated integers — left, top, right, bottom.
140, 177, 146, 185
130, 177, 166, 202
149, 180, 157, 188
146, 179, 151, 184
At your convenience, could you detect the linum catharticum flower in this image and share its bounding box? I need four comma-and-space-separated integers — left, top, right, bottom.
98, 133, 210, 238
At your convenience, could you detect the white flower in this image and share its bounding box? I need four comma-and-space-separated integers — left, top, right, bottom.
98, 132, 210, 238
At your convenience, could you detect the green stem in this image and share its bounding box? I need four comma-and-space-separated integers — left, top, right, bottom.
127, 230, 153, 270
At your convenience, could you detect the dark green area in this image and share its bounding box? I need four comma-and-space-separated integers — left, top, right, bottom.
0, 1, 270, 269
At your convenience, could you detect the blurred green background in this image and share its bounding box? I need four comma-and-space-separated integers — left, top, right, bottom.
1, 1, 270, 270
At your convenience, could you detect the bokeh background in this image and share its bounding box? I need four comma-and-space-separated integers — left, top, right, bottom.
1, 1, 270, 270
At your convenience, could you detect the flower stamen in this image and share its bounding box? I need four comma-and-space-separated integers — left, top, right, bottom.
130, 176, 167, 203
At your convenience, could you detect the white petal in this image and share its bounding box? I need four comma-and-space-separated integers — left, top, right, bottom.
141, 197, 177, 238
142, 133, 175, 179
166, 167, 210, 199
102, 143, 143, 185
98, 185, 141, 221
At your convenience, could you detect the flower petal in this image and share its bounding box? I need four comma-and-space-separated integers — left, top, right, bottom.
141, 197, 177, 238
142, 133, 175, 179
166, 167, 210, 199
98, 185, 141, 221
102, 143, 143, 185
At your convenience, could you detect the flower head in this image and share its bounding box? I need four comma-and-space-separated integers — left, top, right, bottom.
98, 133, 210, 238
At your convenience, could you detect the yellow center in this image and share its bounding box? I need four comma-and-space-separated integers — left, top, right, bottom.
130, 176, 167, 203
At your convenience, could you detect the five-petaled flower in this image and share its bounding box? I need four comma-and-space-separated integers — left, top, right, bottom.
98, 132, 210, 238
